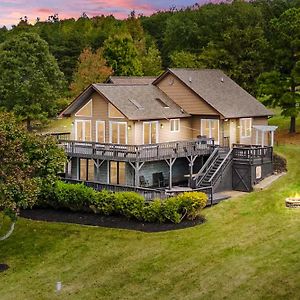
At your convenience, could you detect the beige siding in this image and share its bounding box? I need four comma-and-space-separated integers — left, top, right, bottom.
156, 73, 219, 116
71, 92, 133, 144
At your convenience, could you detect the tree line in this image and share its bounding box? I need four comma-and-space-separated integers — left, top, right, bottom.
0, 0, 299, 132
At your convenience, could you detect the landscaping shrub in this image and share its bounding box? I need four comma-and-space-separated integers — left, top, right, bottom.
161, 197, 182, 223
273, 153, 287, 173
176, 192, 208, 220
39, 181, 97, 211
90, 190, 115, 216
142, 200, 166, 223
38, 181, 207, 223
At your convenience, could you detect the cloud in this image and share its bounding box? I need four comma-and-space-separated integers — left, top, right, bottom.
0, 0, 212, 27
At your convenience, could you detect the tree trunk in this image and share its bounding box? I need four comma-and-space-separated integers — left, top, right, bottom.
26, 118, 32, 131
289, 116, 296, 133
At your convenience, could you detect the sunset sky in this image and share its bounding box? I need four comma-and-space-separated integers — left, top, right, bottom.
0, 0, 214, 27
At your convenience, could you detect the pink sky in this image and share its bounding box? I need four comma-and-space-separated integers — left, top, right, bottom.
0, 0, 214, 27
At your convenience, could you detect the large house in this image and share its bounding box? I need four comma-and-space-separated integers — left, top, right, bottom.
58, 68, 277, 197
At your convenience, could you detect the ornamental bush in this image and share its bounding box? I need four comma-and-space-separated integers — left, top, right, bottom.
38, 181, 207, 223
176, 191, 208, 220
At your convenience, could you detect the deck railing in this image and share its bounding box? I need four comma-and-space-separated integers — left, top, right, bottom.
232, 145, 273, 164
58, 138, 214, 162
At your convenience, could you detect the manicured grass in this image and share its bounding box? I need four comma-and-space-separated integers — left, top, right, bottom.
0, 144, 299, 300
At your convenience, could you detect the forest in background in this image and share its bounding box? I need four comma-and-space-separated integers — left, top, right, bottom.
0, 0, 299, 132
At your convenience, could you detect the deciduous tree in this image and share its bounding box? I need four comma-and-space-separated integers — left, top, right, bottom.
103, 34, 143, 76
70, 48, 112, 96
0, 33, 66, 130
257, 8, 300, 133
0, 113, 66, 240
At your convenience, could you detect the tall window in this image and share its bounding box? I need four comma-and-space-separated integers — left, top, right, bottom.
170, 119, 180, 132
240, 118, 252, 138
143, 121, 158, 144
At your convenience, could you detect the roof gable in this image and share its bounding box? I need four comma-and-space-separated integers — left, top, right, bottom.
154, 68, 272, 118
60, 84, 190, 120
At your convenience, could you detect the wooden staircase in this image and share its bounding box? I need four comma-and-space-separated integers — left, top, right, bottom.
192, 147, 232, 190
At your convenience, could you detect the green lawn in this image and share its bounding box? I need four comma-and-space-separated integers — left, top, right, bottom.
0, 144, 299, 300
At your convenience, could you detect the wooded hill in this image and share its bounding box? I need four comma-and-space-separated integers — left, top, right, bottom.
0, 0, 299, 132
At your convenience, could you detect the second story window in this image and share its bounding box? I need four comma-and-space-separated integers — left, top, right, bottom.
240, 118, 252, 138
170, 119, 180, 132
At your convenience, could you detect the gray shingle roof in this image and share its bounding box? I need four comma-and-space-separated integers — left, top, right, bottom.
93, 84, 190, 120
162, 68, 272, 118
108, 76, 156, 85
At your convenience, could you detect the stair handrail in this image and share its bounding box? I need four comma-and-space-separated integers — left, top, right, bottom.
193, 147, 219, 185
209, 149, 233, 186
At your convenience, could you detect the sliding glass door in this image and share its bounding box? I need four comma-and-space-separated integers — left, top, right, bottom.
201, 119, 219, 144
110, 161, 126, 185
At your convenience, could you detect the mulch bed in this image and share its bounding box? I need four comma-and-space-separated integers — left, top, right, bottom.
20, 208, 205, 232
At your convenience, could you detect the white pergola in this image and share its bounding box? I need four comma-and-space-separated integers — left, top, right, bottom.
253, 125, 278, 147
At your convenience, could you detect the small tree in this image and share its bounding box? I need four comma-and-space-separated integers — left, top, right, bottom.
70, 48, 112, 96
0, 113, 66, 240
0, 32, 66, 130
140, 45, 163, 76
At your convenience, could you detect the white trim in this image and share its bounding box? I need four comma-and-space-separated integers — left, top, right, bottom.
95, 120, 105, 143
170, 119, 180, 132
240, 118, 252, 138
75, 99, 93, 117
75, 119, 92, 141
200, 119, 219, 144
109, 121, 128, 144
142, 121, 159, 144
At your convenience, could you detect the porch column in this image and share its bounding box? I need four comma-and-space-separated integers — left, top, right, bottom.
261, 131, 265, 147
165, 157, 177, 189
270, 131, 274, 147
255, 129, 259, 145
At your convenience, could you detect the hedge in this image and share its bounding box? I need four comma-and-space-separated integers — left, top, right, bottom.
38, 181, 208, 224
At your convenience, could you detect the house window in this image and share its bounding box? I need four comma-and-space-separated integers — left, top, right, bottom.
170, 119, 180, 132
240, 118, 252, 138
75, 120, 91, 141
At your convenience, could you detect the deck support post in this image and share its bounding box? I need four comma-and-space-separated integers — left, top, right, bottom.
165, 157, 177, 189
65, 157, 72, 178
186, 155, 198, 187
129, 161, 145, 187
93, 159, 105, 181
77, 157, 80, 180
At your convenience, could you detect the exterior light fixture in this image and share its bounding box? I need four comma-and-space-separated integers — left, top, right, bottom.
128, 125, 131, 130
160, 123, 164, 129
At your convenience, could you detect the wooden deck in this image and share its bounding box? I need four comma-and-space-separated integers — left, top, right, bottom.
58, 138, 214, 162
